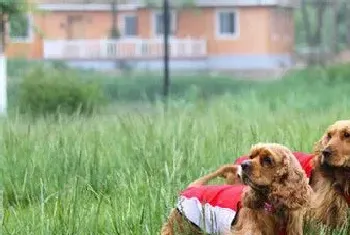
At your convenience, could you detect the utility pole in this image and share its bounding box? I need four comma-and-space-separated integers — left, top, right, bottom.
163, 0, 170, 101
110, 0, 119, 39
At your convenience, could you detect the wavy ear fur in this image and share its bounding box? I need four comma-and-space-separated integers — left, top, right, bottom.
269, 150, 312, 210
313, 136, 325, 155
312, 135, 326, 169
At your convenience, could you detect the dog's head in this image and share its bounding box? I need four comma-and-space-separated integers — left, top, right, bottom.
240, 143, 291, 188
314, 120, 350, 168
241, 143, 311, 210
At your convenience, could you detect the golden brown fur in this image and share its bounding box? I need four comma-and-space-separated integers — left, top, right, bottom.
308, 120, 350, 229
161, 143, 312, 235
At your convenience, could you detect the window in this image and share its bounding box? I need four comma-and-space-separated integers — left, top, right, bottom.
9, 13, 33, 42
123, 14, 137, 37
216, 10, 238, 38
153, 11, 176, 36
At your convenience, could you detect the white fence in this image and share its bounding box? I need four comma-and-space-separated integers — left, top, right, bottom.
43, 39, 207, 60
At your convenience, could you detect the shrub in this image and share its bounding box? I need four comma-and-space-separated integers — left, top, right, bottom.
325, 63, 350, 82
7, 58, 43, 78
18, 65, 105, 117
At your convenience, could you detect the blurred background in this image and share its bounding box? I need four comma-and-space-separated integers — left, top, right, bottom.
1, 0, 350, 116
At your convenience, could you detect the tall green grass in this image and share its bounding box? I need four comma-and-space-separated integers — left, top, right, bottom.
2, 67, 350, 234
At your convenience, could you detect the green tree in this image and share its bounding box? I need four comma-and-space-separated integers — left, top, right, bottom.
296, 0, 350, 65
0, 0, 29, 53
0, 0, 29, 115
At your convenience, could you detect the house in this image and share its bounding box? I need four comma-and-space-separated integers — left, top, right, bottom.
6, 0, 298, 71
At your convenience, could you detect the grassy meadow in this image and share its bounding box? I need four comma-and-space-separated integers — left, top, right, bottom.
2, 62, 350, 234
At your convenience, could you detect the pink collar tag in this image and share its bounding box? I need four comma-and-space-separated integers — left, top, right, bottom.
264, 202, 276, 213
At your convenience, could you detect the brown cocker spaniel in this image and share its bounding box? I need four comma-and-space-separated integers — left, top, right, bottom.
308, 120, 350, 229
161, 143, 312, 235
221, 120, 350, 231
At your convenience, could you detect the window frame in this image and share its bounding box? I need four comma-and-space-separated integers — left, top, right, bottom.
152, 10, 177, 37
9, 13, 34, 43
215, 9, 239, 40
121, 13, 138, 38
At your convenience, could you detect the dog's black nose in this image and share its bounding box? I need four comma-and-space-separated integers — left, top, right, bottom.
241, 160, 252, 172
322, 148, 332, 159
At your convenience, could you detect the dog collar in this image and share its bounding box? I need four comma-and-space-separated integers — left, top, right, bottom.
264, 202, 276, 213
264, 202, 288, 235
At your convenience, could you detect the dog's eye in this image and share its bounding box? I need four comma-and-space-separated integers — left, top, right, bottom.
261, 156, 273, 166
327, 133, 332, 139
344, 132, 350, 138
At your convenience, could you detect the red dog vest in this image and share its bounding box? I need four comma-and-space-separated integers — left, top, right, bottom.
178, 185, 244, 234
177, 185, 286, 235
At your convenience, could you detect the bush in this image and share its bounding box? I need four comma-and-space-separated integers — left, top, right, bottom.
18, 65, 105, 117
325, 63, 350, 82
7, 58, 44, 78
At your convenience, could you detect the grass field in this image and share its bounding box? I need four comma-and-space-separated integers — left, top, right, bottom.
2, 65, 350, 234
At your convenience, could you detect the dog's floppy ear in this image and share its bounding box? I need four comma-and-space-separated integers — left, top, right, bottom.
313, 134, 326, 156
269, 150, 312, 210
312, 134, 327, 168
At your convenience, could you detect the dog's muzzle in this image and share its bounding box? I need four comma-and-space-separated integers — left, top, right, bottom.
321, 147, 333, 164
241, 160, 252, 173
322, 147, 332, 159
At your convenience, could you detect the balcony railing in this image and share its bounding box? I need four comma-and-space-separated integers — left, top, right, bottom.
43, 38, 207, 60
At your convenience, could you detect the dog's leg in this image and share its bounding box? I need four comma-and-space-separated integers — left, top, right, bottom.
223, 168, 243, 185
160, 209, 179, 235
188, 164, 242, 188
160, 209, 202, 235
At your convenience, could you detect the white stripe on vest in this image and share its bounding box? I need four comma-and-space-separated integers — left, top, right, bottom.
177, 195, 236, 235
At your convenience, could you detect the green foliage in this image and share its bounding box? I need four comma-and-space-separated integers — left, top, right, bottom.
101, 74, 253, 102
8, 12, 29, 38
295, 0, 350, 50
0, 0, 28, 15
7, 59, 350, 111
7, 58, 50, 77
0, 1, 29, 52
17, 65, 105, 117
325, 63, 350, 82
